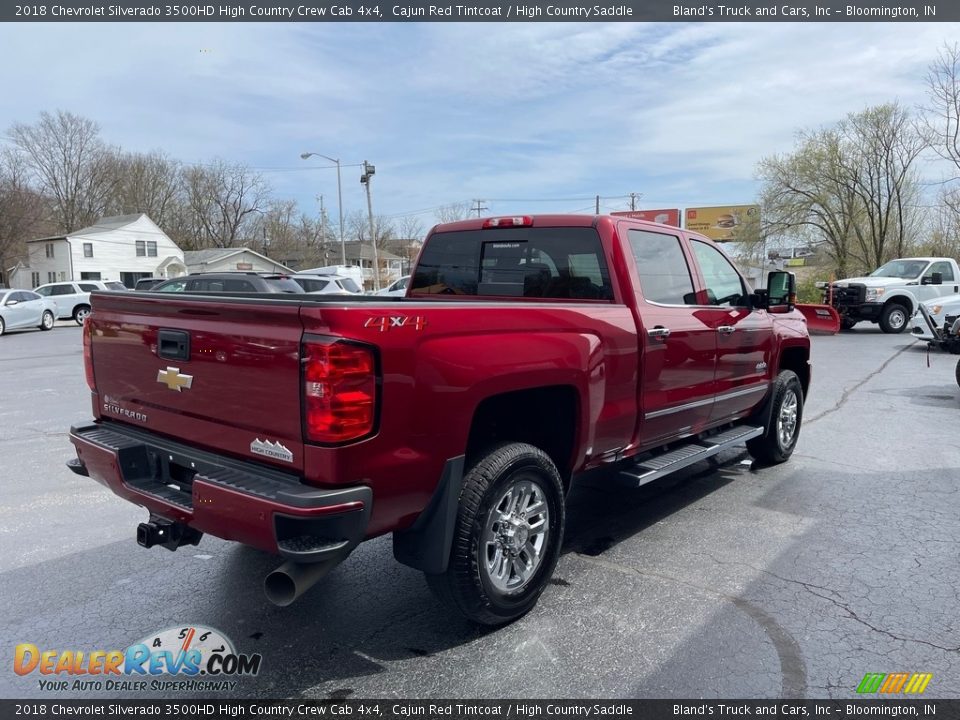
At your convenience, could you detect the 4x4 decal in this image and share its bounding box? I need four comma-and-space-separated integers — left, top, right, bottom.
364, 315, 427, 332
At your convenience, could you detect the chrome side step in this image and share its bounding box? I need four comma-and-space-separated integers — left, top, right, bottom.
618, 425, 763, 488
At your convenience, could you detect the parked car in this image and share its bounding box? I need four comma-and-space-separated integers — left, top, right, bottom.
291, 274, 363, 295
150, 273, 303, 294
375, 275, 410, 297
298, 265, 365, 291
0, 289, 58, 336
134, 277, 167, 291
69, 214, 810, 626
34, 280, 127, 325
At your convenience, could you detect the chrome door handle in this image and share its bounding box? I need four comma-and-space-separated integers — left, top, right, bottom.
717, 325, 736, 335
647, 327, 671, 339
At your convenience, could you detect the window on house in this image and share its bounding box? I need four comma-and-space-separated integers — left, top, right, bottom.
80, 272, 102, 280
83, 243, 93, 258
147, 241, 157, 257
136, 240, 146, 257
47, 272, 57, 283
31, 272, 40, 288
45, 243, 55, 258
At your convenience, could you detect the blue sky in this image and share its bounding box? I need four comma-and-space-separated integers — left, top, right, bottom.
0, 21, 957, 226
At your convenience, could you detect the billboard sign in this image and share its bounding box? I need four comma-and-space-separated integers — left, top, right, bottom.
684, 205, 760, 242
611, 209, 681, 227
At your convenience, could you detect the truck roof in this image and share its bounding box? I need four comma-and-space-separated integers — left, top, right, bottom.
430, 213, 687, 235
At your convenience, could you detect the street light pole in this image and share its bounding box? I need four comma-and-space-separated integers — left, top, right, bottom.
360, 160, 379, 291
300, 152, 346, 266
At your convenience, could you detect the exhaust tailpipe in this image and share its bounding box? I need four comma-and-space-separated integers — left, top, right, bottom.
264, 559, 338, 607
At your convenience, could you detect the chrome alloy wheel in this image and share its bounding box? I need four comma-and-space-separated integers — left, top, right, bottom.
481, 478, 550, 594
777, 390, 799, 448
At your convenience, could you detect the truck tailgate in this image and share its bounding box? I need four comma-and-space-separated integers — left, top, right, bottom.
88, 293, 306, 472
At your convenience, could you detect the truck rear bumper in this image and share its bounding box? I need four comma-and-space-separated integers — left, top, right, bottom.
68, 421, 371, 563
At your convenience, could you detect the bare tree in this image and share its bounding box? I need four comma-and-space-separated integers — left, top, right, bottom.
434, 202, 472, 223
8, 110, 118, 233
0, 150, 53, 285
181, 160, 271, 248
921, 42, 960, 176
108, 151, 182, 227
757, 104, 924, 276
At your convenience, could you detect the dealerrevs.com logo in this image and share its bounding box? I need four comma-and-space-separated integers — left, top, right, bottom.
14, 625, 262, 693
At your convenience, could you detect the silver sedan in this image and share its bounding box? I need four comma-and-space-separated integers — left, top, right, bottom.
0, 290, 58, 336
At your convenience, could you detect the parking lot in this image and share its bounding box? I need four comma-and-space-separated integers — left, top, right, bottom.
1, 324, 958, 699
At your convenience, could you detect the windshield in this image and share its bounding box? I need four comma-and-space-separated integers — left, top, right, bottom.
338, 277, 362, 293
869, 260, 928, 279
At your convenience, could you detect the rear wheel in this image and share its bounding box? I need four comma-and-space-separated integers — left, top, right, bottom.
747, 370, 804, 464
426, 442, 565, 626
0, 316, 5, 336
955, 358, 960, 390
840, 318, 857, 331
39, 311, 54, 331
879, 303, 909, 334
73, 305, 90, 325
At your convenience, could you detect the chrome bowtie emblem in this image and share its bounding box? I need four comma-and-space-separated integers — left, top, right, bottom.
156, 367, 193, 392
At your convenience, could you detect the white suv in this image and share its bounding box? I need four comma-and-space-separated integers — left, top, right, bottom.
34, 280, 127, 325
291, 274, 363, 295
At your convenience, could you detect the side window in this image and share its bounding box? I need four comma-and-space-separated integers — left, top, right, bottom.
78, 283, 99, 292
157, 280, 187, 293
927, 261, 955, 282
22, 291, 42, 302
690, 241, 748, 307
51, 284, 76, 296
223, 279, 256, 292
628, 229, 696, 305
35, 286, 52, 297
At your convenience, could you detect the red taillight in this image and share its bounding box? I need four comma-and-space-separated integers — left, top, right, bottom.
482, 216, 533, 228
82, 319, 96, 392
302, 341, 377, 444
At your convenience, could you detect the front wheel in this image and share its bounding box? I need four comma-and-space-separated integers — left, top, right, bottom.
747, 370, 804, 464
840, 318, 857, 331
426, 442, 565, 626
39, 311, 55, 331
0, 316, 5, 336
879, 303, 909, 334
955, 358, 960, 390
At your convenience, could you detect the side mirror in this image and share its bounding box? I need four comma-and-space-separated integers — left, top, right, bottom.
921, 272, 943, 286
763, 271, 796, 312
5, 299, 18, 306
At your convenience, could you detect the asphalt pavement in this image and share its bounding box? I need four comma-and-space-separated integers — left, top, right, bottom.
1, 322, 958, 700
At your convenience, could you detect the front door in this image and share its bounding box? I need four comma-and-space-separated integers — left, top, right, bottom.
688, 239, 773, 424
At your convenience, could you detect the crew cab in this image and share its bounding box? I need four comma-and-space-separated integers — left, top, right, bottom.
67, 215, 811, 625
822, 257, 960, 333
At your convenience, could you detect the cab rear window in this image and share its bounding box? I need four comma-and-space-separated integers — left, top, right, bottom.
411, 227, 612, 300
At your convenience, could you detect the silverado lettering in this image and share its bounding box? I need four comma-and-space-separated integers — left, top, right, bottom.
68, 214, 811, 625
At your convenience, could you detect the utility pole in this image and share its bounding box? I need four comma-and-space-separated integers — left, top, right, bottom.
317, 194, 326, 250
595, 195, 600, 214
472, 199, 488, 218
360, 161, 380, 291
630, 192, 640, 211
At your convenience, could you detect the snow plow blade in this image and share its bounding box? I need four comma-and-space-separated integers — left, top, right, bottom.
796, 304, 840, 335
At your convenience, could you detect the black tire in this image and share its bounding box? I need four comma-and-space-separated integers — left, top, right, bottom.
840, 318, 857, 331
426, 442, 565, 626
747, 370, 804, 464
39, 310, 54, 331
0, 316, 5, 336
879, 303, 909, 334
955, 358, 960, 390
73, 305, 91, 325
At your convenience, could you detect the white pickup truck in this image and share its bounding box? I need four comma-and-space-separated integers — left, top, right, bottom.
822, 257, 960, 333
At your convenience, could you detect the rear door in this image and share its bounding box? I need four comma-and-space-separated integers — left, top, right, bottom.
89, 294, 306, 471
627, 227, 718, 446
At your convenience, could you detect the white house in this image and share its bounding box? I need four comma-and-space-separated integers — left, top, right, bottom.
184, 248, 293, 275
9, 214, 185, 289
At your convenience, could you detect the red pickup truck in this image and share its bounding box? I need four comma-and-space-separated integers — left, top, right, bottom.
68, 214, 810, 625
